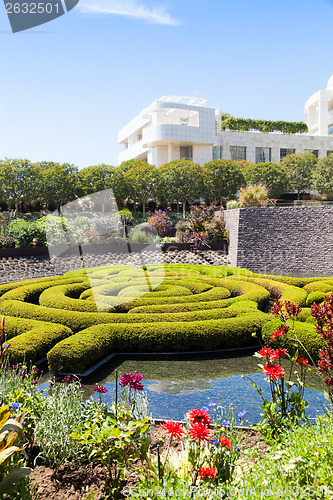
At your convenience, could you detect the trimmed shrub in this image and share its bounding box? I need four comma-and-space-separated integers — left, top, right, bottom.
6, 322, 72, 365
0, 278, 85, 303
305, 291, 327, 307
48, 311, 269, 373
303, 281, 333, 294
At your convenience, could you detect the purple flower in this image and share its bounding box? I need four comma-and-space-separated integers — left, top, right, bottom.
61, 375, 77, 383
9, 402, 20, 410
238, 410, 247, 420
131, 372, 144, 391
222, 419, 230, 426
92, 385, 107, 393
119, 372, 133, 387
201, 406, 209, 412
119, 372, 144, 391
208, 401, 216, 408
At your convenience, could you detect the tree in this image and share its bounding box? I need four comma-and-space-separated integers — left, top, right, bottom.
158, 160, 204, 218
312, 155, 333, 195
244, 162, 290, 199
203, 160, 245, 207
0, 159, 40, 212
124, 160, 157, 218
79, 164, 115, 196
39, 162, 79, 213
281, 154, 317, 199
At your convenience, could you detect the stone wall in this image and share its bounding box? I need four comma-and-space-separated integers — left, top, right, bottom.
224, 206, 333, 277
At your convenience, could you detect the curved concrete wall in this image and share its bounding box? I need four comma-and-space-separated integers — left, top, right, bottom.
224, 206, 333, 277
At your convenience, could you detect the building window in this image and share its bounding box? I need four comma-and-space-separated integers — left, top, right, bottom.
255, 147, 271, 163
327, 150, 333, 156
328, 124, 333, 135
304, 149, 319, 158
212, 146, 222, 160
180, 146, 193, 160
280, 148, 295, 161
230, 146, 246, 161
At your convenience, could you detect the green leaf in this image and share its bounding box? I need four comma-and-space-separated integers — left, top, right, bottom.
0, 467, 31, 495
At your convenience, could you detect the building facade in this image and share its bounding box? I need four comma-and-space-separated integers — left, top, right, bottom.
118, 78, 333, 166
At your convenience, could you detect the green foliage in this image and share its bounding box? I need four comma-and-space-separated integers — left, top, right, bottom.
203, 160, 245, 205
123, 160, 158, 218
305, 291, 326, 307
0, 236, 15, 249
47, 311, 268, 373
244, 162, 290, 198
312, 154, 333, 195
226, 200, 241, 209
78, 164, 115, 196
237, 184, 270, 206
0, 159, 40, 213
71, 404, 150, 498
34, 379, 85, 471
221, 117, 308, 134
158, 160, 205, 217
281, 153, 318, 199
38, 162, 79, 212
7, 218, 46, 247
240, 414, 333, 499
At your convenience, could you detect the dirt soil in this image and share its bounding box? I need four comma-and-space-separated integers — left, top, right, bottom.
30, 424, 266, 500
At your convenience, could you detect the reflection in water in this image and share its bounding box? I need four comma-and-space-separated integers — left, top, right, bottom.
40, 352, 330, 425
148, 379, 212, 396
82, 353, 329, 424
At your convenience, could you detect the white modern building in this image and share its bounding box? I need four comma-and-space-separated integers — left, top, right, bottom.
118, 78, 333, 166
305, 74, 333, 136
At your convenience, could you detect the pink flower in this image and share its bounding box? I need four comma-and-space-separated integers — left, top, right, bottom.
93, 385, 107, 393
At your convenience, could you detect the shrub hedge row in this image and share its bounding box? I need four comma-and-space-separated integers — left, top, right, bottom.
47, 311, 268, 373
0, 263, 331, 372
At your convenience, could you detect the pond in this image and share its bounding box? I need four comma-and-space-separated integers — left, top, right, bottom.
69, 349, 329, 425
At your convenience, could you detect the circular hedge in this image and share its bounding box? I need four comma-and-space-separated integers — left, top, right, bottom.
0, 264, 332, 373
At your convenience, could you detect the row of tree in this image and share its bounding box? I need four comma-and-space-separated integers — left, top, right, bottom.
0, 154, 331, 216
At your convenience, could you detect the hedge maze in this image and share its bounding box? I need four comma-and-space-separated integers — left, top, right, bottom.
0, 263, 332, 374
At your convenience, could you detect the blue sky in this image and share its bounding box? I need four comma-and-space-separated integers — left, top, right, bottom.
0, 0, 333, 168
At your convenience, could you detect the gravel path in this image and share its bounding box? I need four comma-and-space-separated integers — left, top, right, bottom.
0, 250, 230, 284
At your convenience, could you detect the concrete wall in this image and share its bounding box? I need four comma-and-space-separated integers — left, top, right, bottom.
224, 206, 333, 277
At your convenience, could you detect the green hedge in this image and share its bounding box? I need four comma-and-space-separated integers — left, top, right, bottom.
6, 322, 72, 365
39, 283, 115, 312
262, 318, 324, 361
305, 291, 327, 307
221, 117, 308, 134
0, 278, 85, 304
0, 264, 330, 373
48, 311, 269, 373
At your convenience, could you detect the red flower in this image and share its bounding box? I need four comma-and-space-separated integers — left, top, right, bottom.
258, 347, 273, 358
270, 324, 289, 341
271, 299, 282, 316
188, 423, 210, 442
161, 420, 185, 440
296, 357, 310, 367
219, 436, 232, 450
270, 348, 289, 360
284, 301, 301, 320
263, 363, 285, 380
198, 467, 218, 480
187, 408, 211, 426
